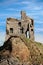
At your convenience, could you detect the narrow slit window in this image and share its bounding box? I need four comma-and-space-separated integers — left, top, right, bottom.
31, 19, 33, 25
18, 22, 21, 26
27, 24, 29, 31
20, 27, 24, 33
31, 29, 33, 31
10, 28, 13, 33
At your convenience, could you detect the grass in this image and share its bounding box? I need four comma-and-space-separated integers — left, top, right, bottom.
20, 35, 43, 64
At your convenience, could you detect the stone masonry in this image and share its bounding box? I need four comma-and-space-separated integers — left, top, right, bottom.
6, 11, 34, 41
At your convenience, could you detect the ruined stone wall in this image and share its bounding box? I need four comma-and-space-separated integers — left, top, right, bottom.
6, 11, 34, 41
29, 19, 34, 40
21, 11, 34, 40
6, 18, 21, 41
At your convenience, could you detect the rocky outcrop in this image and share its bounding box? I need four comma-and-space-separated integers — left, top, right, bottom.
0, 36, 30, 65
0, 36, 43, 65
11, 37, 30, 62
0, 56, 31, 65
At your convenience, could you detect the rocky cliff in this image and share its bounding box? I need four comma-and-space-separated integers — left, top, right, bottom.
0, 36, 43, 65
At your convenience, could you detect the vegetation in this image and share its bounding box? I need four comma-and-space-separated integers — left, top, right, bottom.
0, 35, 43, 65
20, 35, 43, 64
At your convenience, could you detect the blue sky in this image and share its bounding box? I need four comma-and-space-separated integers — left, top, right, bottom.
0, 0, 43, 46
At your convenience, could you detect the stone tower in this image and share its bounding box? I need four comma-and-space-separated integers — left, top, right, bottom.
5, 11, 34, 41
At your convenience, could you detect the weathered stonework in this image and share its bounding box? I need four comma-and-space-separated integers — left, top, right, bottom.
6, 11, 34, 41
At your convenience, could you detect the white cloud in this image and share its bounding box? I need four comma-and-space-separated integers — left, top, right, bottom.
0, 0, 18, 6
32, 6, 42, 10
0, 32, 6, 46
0, 13, 20, 18
26, 6, 42, 11
21, 1, 30, 4
20, 1, 42, 11
0, 13, 9, 17
35, 21, 43, 24
35, 34, 43, 43
5, 8, 20, 12
6, 8, 16, 11
35, 28, 43, 32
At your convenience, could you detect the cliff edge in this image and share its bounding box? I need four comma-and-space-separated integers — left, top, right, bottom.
0, 36, 43, 65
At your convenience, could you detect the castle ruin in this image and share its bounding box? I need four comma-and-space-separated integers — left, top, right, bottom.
6, 11, 34, 40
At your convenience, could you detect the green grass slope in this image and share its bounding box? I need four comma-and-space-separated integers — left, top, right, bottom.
20, 35, 43, 64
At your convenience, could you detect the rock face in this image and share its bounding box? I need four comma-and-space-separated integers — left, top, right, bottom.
0, 36, 43, 65
11, 37, 30, 62
0, 56, 31, 65
0, 36, 30, 65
